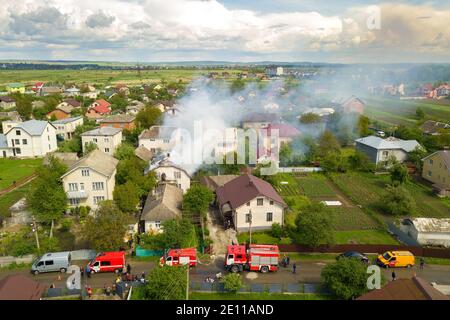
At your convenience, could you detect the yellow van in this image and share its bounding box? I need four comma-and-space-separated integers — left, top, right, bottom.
377, 251, 415, 268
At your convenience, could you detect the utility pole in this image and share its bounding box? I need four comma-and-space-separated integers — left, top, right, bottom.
248, 211, 252, 246
31, 217, 40, 252
186, 266, 189, 300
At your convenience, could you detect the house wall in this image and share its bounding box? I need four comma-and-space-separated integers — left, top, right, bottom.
355, 142, 378, 163
356, 142, 408, 164
144, 221, 164, 234
47, 109, 70, 120
5, 123, 57, 157
139, 137, 172, 153
0, 101, 16, 110
417, 232, 450, 248
7, 86, 25, 94
422, 153, 450, 190
54, 118, 84, 140
233, 196, 284, 232
100, 122, 135, 130
82, 132, 122, 155
153, 166, 190, 193
62, 167, 115, 208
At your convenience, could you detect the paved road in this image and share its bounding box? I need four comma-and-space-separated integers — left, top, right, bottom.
2, 258, 450, 291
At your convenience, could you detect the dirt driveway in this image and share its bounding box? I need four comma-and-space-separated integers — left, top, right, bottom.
206, 207, 237, 257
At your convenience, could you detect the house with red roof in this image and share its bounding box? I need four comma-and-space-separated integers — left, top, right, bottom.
216, 174, 287, 232
31, 82, 45, 94
86, 99, 112, 120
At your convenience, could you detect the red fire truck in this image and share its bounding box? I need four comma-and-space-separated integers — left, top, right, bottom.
160, 248, 197, 267
225, 244, 279, 273
88, 251, 126, 273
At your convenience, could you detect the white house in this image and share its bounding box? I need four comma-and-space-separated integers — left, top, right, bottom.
355, 136, 422, 164
81, 127, 122, 156
138, 126, 181, 153
140, 184, 183, 233
216, 174, 287, 232
52, 116, 84, 140
400, 218, 450, 248
0, 96, 16, 110
61, 149, 118, 209
150, 159, 191, 193
0, 120, 57, 158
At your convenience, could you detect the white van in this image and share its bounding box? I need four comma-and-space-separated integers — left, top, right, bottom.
31, 252, 72, 275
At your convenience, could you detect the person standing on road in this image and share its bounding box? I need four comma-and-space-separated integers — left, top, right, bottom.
391, 271, 396, 281
420, 258, 425, 270
127, 263, 131, 274
292, 263, 296, 274
286, 255, 290, 266
85, 265, 91, 278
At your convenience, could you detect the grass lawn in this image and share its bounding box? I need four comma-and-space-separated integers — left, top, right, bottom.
189, 292, 330, 300
237, 231, 293, 245
330, 207, 380, 231
0, 158, 42, 190
270, 173, 303, 197
0, 183, 33, 218
294, 174, 336, 199
334, 230, 399, 245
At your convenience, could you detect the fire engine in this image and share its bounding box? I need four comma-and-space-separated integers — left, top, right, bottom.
225, 244, 279, 273
88, 251, 125, 273
160, 248, 197, 267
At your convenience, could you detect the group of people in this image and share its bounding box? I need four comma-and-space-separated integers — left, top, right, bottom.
281, 254, 297, 274
115, 271, 146, 284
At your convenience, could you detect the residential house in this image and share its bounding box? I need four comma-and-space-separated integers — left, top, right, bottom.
81, 127, 122, 156
241, 112, 279, 130
1, 120, 21, 135
400, 218, 450, 248
148, 158, 191, 193
355, 136, 422, 164
31, 82, 45, 94
81, 90, 99, 99
418, 83, 434, 97
85, 99, 112, 120
52, 116, 84, 140
126, 101, 145, 115
138, 126, 181, 153
135, 146, 153, 162
341, 96, 365, 114
0, 96, 16, 110
0, 275, 46, 300
357, 276, 449, 300
99, 114, 136, 131
6, 83, 25, 94
436, 84, 450, 98
115, 84, 130, 96
46, 99, 81, 120
0, 120, 57, 158
199, 175, 238, 192
0, 111, 21, 122
61, 149, 118, 208
422, 150, 450, 197
40, 86, 63, 96
216, 174, 287, 232
212, 127, 239, 158
140, 184, 183, 233
262, 123, 301, 146
64, 87, 81, 97
420, 120, 450, 136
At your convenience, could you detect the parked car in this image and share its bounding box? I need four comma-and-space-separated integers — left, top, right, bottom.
377, 251, 415, 268
31, 251, 72, 275
88, 251, 125, 273
337, 251, 369, 264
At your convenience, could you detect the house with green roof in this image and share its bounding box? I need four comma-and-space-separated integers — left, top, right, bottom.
6, 83, 25, 94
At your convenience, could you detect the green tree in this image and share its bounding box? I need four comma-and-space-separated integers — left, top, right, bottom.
182, 185, 214, 219
382, 185, 415, 216
279, 143, 293, 167
271, 222, 282, 238
15, 95, 33, 120
348, 152, 375, 172
140, 218, 197, 250
28, 157, 68, 237
357, 115, 371, 137
300, 112, 321, 124
136, 266, 187, 300
294, 202, 334, 247
221, 273, 243, 293
83, 142, 98, 155
389, 163, 409, 185
136, 106, 162, 129
322, 152, 348, 172
318, 130, 341, 157
408, 146, 427, 171
113, 181, 140, 213
416, 107, 425, 120
114, 143, 136, 160
321, 258, 371, 300
82, 201, 129, 251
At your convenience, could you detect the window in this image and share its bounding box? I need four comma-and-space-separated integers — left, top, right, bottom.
174, 171, 181, 179
257, 198, 264, 206
44, 260, 54, 266
81, 169, 90, 177
69, 198, 80, 206
49, 144, 51, 150
92, 182, 104, 190
15, 148, 21, 154
68, 183, 78, 191
382, 151, 389, 156
266, 212, 273, 222
163, 139, 170, 143
100, 261, 111, 266
246, 202, 250, 206
155, 221, 161, 229
80, 183, 84, 191
22, 139, 27, 145
14, 139, 20, 145
93, 138, 98, 142
270, 200, 274, 205
105, 148, 110, 153
15, 130, 21, 136
48, 135, 50, 141
104, 138, 109, 142
428, 171, 432, 177
93, 196, 105, 204
245, 213, 252, 223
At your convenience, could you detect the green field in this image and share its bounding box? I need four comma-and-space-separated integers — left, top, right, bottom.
329, 172, 450, 220
364, 96, 450, 127
0, 158, 42, 190
294, 174, 336, 198
334, 230, 399, 245
330, 207, 380, 231
237, 231, 293, 245
0, 69, 243, 87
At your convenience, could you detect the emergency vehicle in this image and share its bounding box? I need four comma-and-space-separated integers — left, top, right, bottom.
88, 251, 126, 273
160, 248, 197, 267
225, 244, 279, 273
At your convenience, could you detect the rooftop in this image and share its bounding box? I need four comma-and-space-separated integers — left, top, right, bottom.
422, 150, 450, 169
355, 135, 421, 152
139, 125, 178, 140
241, 112, 279, 123
0, 275, 46, 300
140, 184, 183, 221
403, 218, 450, 233
62, 149, 119, 178
6, 120, 52, 136
100, 114, 135, 123
52, 116, 83, 125
81, 127, 122, 137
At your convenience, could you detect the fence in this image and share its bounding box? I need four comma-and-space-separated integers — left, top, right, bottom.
189, 281, 330, 295
0, 254, 34, 268
278, 244, 450, 259
277, 167, 323, 173
135, 246, 163, 257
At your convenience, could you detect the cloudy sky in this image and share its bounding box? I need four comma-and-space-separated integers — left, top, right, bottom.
0, 0, 449, 63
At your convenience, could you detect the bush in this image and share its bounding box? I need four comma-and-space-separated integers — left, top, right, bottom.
59, 218, 73, 232
271, 223, 282, 238
221, 273, 243, 293
382, 185, 416, 216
